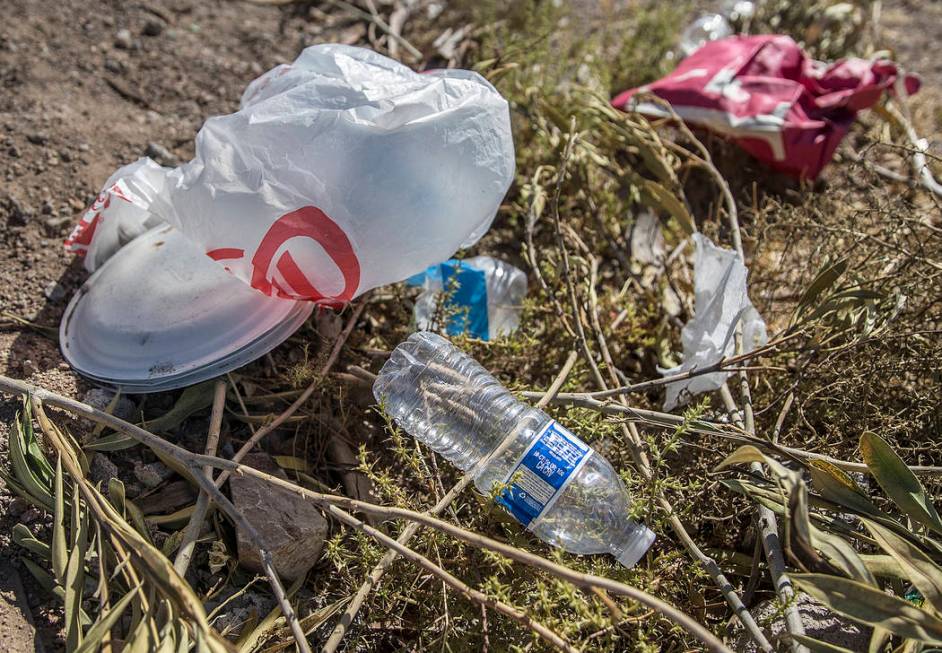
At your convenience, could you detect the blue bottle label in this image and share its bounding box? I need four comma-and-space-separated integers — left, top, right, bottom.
495, 421, 591, 529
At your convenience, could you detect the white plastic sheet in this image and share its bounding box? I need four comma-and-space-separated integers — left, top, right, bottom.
660, 233, 767, 410
66, 44, 515, 305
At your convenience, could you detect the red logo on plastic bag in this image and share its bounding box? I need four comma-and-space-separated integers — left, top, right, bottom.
249, 206, 360, 304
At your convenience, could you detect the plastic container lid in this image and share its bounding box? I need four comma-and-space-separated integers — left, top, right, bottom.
60, 225, 313, 393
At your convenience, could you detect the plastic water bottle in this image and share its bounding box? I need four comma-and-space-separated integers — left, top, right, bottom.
411, 256, 527, 341
373, 332, 655, 568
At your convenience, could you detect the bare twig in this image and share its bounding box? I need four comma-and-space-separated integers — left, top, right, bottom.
173, 379, 227, 576
721, 385, 805, 652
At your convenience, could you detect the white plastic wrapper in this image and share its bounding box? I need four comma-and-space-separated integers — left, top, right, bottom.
66, 44, 515, 305
660, 233, 767, 410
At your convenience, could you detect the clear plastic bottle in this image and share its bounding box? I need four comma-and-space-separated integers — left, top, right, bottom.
373, 332, 655, 568
412, 256, 528, 341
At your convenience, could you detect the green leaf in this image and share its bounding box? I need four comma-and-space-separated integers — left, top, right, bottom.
9, 408, 54, 509
12, 523, 51, 559
864, 518, 942, 613
73, 585, 141, 653
18, 402, 54, 482
144, 381, 217, 433
795, 258, 848, 315
793, 573, 942, 644
791, 634, 855, 652
64, 485, 87, 651
85, 432, 139, 452
641, 179, 695, 235
811, 526, 877, 585
860, 432, 942, 534
21, 557, 56, 593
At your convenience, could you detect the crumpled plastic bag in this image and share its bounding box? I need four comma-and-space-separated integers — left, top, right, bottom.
660, 234, 767, 410
612, 35, 920, 179
65, 44, 515, 305
408, 256, 527, 341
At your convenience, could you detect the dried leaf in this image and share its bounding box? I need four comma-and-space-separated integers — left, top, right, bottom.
641, 179, 695, 235
52, 457, 67, 582
791, 634, 855, 652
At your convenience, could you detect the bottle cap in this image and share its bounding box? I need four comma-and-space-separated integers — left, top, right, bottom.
616, 526, 656, 568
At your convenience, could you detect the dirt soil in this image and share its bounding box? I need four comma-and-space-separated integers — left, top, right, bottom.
0, 0, 940, 650
0, 1, 395, 648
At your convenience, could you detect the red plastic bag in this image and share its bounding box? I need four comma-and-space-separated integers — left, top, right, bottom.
612, 35, 920, 179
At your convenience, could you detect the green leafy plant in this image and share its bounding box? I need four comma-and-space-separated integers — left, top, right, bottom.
718, 432, 942, 651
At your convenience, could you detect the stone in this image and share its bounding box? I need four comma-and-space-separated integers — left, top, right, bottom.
230, 453, 328, 581
42, 280, 65, 302
144, 142, 179, 166
82, 387, 137, 422
142, 19, 164, 37
114, 29, 133, 50
735, 593, 870, 652
133, 461, 173, 489
89, 453, 120, 486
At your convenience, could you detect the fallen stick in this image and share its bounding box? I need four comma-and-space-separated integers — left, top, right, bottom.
173, 379, 227, 576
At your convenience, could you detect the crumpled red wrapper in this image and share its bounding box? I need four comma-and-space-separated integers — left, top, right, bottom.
612, 35, 920, 179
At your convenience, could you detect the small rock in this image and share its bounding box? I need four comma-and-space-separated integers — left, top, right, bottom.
103, 58, 125, 75
89, 453, 120, 486
5, 195, 31, 225
736, 594, 871, 652
82, 387, 137, 422
7, 145, 20, 157
142, 19, 164, 37
40, 199, 54, 215
20, 359, 38, 376
8, 497, 29, 517
26, 132, 48, 145
42, 280, 66, 302
134, 461, 173, 489
114, 29, 133, 50
144, 142, 179, 166
230, 453, 329, 581
19, 508, 41, 524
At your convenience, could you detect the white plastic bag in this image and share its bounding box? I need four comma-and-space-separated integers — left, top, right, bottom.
66, 44, 515, 304
660, 233, 767, 410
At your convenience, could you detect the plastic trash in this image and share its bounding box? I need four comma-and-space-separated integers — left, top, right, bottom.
659, 234, 767, 410
679, 14, 733, 57
373, 332, 656, 568
613, 35, 920, 179
61, 44, 514, 391
61, 225, 314, 392
677, 1, 754, 57
66, 44, 514, 302
410, 257, 527, 341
